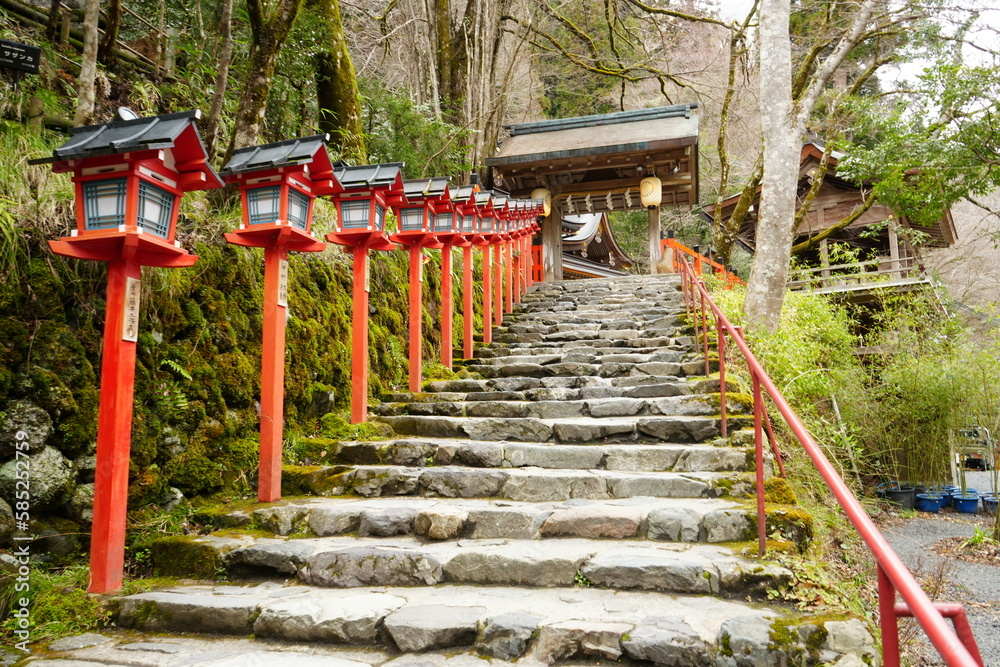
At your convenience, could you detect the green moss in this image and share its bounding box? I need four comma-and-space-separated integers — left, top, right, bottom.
319, 413, 392, 440
150, 536, 225, 579
764, 477, 798, 505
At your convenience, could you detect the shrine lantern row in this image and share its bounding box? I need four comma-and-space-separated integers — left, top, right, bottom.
35, 111, 545, 595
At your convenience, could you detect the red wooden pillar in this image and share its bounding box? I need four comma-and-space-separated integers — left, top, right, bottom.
493, 244, 502, 326
441, 246, 453, 367
482, 245, 492, 344
258, 246, 288, 502
408, 244, 423, 392
505, 241, 514, 313
351, 246, 370, 423
88, 257, 141, 594
512, 241, 521, 304
463, 246, 474, 357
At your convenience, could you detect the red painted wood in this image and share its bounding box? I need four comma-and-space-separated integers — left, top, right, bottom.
258, 246, 287, 502
88, 258, 141, 594
493, 244, 502, 326
482, 245, 492, 344
408, 244, 423, 392
505, 242, 513, 313
463, 246, 474, 357
351, 246, 370, 423
441, 246, 453, 368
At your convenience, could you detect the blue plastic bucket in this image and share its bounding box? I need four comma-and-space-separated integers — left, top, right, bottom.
953, 493, 980, 513
915, 494, 945, 513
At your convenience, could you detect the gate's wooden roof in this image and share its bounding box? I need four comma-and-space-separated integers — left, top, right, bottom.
486, 104, 699, 212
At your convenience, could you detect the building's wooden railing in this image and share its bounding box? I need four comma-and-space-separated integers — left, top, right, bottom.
787, 256, 926, 293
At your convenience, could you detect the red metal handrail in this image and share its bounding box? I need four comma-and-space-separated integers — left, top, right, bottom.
677, 258, 981, 667
662, 238, 744, 287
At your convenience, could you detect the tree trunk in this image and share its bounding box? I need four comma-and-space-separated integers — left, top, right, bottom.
45, 0, 61, 42
743, 0, 797, 333
204, 0, 232, 163
315, 0, 366, 162
73, 0, 101, 127
98, 0, 122, 67
434, 0, 454, 118
223, 0, 303, 162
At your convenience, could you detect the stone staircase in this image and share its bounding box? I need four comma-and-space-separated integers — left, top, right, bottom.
47, 275, 877, 666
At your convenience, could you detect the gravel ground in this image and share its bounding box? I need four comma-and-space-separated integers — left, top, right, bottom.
882, 470, 1000, 666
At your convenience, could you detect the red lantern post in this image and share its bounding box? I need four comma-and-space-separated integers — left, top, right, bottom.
452, 186, 482, 358
427, 185, 469, 368
485, 192, 510, 327
388, 178, 449, 391
32, 110, 222, 593
321, 163, 404, 423
220, 136, 331, 502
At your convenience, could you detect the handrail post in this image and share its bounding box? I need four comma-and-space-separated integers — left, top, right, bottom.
763, 407, 786, 477
753, 364, 766, 557
880, 565, 902, 667
718, 318, 727, 439
701, 289, 710, 377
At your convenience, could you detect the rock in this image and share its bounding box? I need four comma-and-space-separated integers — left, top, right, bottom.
307, 506, 362, 536
476, 612, 543, 660
226, 541, 316, 575
0, 446, 74, 509
540, 506, 642, 538
253, 504, 310, 535
116, 591, 261, 633
647, 508, 701, 542
0, 498, 14, 541
503, 444, 603, 470
0, 399, 53, 458
384, 604, 486, 651
159, 486, 184, 511
254, 591, 406, 643
48, 633, 113, 651
586, 398, 644, 417
526, 401, 586, 419
716, 616, 781, 667
300, 547, 443, 587
502, 472, 607, 502
415, 508, 469, 540
461, 418, 552, 442
676, 448, 747, 472
605, 473, 709, 499
704, 510, 752, 543
823, 619, 876, 661
359, 508, 419, 536
467, 506, 538, 539
454, 443, 504, 468
68, 483, 95, 522
465, 402, 529, 418
419, 469, 509, 498
581, 553, 717, 594
73, 454, 97, 483
533, 620, 632, 663
385, 442, 437, 467
443, 548, 582, 586
621, 616, 712, 666
352, 467, 421, 497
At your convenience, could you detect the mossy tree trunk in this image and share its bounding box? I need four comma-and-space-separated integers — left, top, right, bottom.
204, 0, 233, 162
97, 0, 122, 68
73, 0, 100, 126
314, 0, 366, 162
223, 0, 303, 162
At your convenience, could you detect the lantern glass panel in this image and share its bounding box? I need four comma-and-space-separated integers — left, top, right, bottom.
340, 199, 371, 229
399, 207, 425, 231
482, 216, 494, 233
138, 180, 175, 238
461, 214, 474, 233
374, 203, 386, 231
83, 178, 127, 230
434, 212, 453, 232
288, 188, 311, 230
248, 186, 281, 225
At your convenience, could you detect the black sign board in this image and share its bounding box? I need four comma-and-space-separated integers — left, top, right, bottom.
0, 39, 41, 75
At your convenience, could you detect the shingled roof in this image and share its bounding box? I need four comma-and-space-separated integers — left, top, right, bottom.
221, 135, 332, 176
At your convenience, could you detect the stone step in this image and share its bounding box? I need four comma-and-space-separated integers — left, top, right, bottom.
374, 394, 745, 421
421, 375, 723, 396
377, 414, 744, 444
469, 344, 684, 359
281, 463, 756, 502
210, 495, 767, 544
155, 535, 791, 597
469, 350, 688, 365
99, 583, 876, 665
463, 358, 710, 379
310, 438, 751, 473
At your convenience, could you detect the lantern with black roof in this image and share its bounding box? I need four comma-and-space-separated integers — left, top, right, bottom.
321, 162, 405, 423
220, 136, 331, 503
472, 190, 497, 344
388, 178, 449, 392
29, 109, 223, 595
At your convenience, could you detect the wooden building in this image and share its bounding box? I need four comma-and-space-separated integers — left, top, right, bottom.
486, 105, 699, 280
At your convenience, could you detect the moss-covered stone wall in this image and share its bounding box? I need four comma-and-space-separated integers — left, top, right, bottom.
0, 233, 483, 547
